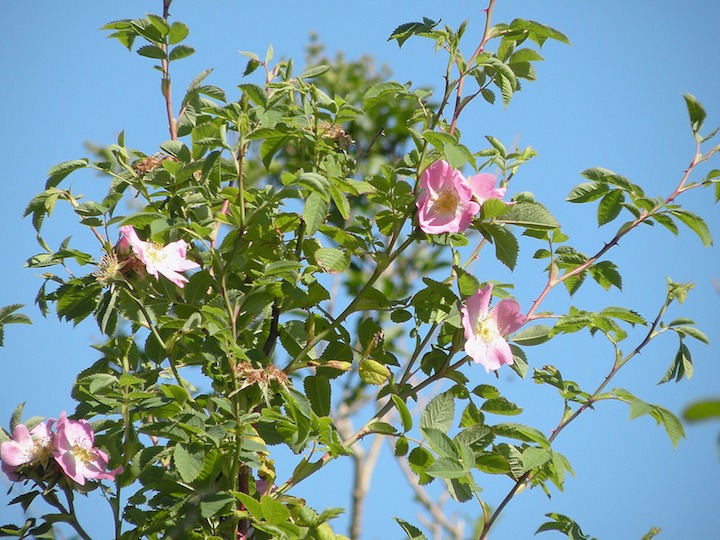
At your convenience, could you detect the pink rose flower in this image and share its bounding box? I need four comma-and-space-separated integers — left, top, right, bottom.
468, 172, 506, 205
119, 225, 200, 288
1, 421, 55, 481
461, 284, 526, 372
417, 160, 480, 234
52, 412, 122, 485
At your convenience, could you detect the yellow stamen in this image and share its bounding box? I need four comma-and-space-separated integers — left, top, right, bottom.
73, 444, 95, 463
475, 315, 500, 343
432, 190, 459, 214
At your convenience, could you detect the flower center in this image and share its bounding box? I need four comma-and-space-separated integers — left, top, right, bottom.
73, 443, 96, 464
143, 244, 165, 265
475, 315, 500, 343
432, 189, 460, 214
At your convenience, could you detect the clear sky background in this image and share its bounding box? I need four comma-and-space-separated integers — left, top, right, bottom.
1, 2, 719, 539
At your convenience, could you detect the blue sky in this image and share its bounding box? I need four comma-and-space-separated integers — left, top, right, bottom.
1, 2, 719, 539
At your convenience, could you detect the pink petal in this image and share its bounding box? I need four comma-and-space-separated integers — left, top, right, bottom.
463, 285, 493, 328
484, 335, 515, 372
0, 425, 33, 466
420, 160, 456, 195
464, 334, 514, 373
119, 226, 145, 252
156, 267, 190, 287
493, 298, 526, 335
469, 173, 506, 204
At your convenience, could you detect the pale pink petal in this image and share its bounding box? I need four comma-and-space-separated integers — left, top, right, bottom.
469, 173, 506, 204
156, 267, 189, 287
463, 285, 493, 327
464, 334, 513, 372
118, 227, 199, 287
493, 298, 526, 334
483, 335, 515, 372
0, 425, 34, 467
420, 160, 456, 195
119, 226, 144, 252
461, 284, 524, 373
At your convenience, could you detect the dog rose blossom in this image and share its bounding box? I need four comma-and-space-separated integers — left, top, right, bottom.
1, 421, 55, 480
119, 225, 199, 288
469, 172, 506, 205
52, 412, 122, 485
461, 284, 526, 372
417, 160, 480, 234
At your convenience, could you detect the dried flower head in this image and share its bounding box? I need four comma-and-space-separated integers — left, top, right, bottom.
133, 153, 179, 175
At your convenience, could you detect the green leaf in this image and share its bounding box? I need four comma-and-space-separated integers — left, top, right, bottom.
388, 17, 439, 47
46, 159, 89, 189
481, 198, 508, 220
597, 190, 624, 225
612, 388, 685, 448
169, 44, 195, 61
168, 21, 189, 44
299, 65, 330, 79
136, 44, 166, 59
599, 306, 646, 325
455, 266, 481, 298
494, 423, 549, 446
589, 260, 622, 291
658, 342, 693, 384
684, 399, 720, 422
475, 453, 509, 474
303, 192, 329, 235
328, 184, 351, 220
421, 428, 459, 459
394, 518, 428, 540
670, 209, 713, 246
521, 446, 551, 471
304, 375, 331, 417
496, 202, 559, 230
0, 304, 32, 336
673, 325, 710, 344
261, 495, 291, 525
420, 391, 455, 432
238, 83, 267, 106
235, 492, 263, 520
56, 280, 103, 326
481, 397, 522, 416
508, 19, 571, 46
199, 493, 234, 519
485, 135, 507, 158
313, 247, 350, 274
426, 457, 466, 479
160, 139, 191, 162
566, 181, 609, 203
536, 513, 596, 540
512, 324, 552, 346
445, 143, 474, 169
480, 223, 518, 270
683, 93, 707, 133
174, 443, 204, 483
391, 395, 413, 432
